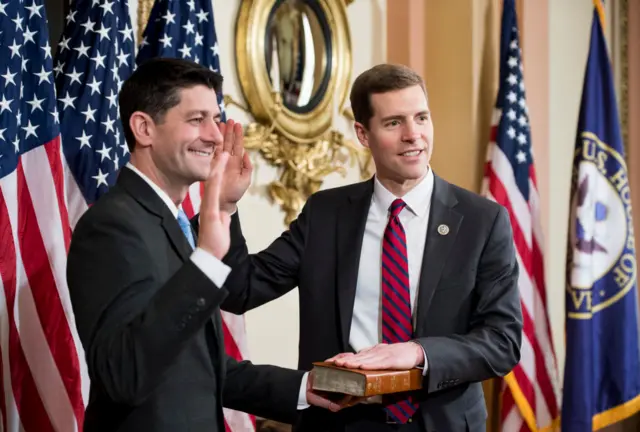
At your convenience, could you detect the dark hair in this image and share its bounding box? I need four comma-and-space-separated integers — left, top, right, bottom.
118, 58, 223, 152
349, 63, 426, 128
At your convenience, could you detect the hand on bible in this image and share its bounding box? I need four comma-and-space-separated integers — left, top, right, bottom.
325, 342, 425, 370
306, 370, 365, 412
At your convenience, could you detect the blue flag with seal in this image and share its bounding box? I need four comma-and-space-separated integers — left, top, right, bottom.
564, 1, 640, 430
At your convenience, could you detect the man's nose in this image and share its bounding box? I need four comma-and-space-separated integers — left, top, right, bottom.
402, 121, 420, 142
202, 119, 223, 145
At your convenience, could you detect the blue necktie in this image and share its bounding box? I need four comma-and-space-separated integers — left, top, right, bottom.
177, 209, 195, 249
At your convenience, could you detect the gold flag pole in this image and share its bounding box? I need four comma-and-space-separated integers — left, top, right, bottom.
137, 0, 154, 43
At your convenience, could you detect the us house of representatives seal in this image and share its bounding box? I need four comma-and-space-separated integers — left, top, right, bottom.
567, 132, 637, 319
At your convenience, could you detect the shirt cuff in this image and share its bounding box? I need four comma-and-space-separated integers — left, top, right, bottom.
297, 372, 310, 410
411, 342, 429, 376
190, 247, 231, 288
420, 345, 429, 376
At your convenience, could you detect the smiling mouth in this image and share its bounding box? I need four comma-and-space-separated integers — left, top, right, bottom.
188, 149, 212, 157
400, 149, 423, 157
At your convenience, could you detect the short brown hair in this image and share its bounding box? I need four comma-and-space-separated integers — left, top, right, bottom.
349, 64, 426, 128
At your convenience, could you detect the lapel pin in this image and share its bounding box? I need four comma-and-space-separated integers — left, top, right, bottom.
437, 224, 449, 235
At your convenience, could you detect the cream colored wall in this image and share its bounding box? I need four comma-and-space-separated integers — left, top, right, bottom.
213, 0, 386, 369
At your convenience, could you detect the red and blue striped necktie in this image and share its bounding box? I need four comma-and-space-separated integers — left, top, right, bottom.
381, 198, 418, 423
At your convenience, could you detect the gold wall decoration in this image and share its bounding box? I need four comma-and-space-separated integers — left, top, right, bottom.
233, 0, 372, 225
225, 94, 372, 224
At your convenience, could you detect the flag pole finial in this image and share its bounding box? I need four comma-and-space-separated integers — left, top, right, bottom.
594, 0, 606, 31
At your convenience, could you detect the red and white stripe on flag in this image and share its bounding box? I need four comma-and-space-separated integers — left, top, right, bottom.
0, 137, 91, 431
482, 108, 561, 432
483, 2, 561, 429
0, 0, 90, 430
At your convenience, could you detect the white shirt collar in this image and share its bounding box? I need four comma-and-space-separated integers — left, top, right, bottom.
125, 162, 180, 218
372, 168, 434, 217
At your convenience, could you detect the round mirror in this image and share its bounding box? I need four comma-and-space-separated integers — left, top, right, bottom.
264, 0, 331, 113
236, 0, 351, 142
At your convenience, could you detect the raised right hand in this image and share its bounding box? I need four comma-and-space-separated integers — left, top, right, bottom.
218, 120, 252, 214
198, 151, 231, 259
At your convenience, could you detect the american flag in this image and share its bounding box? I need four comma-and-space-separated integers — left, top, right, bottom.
54, 0, 135, 228
0, 0, 89, 431
137, 1, 254, 431
481, 1, 561, 431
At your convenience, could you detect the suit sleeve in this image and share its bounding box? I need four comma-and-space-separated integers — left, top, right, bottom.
67, 215, 228, 406
219, 197, 313, 313
414, 206, 523, 393
222, 356, 305, 424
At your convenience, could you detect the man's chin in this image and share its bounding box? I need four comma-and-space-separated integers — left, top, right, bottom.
192, 166, 213, 182
399, 167, 429, 181
185, 172, 209, 185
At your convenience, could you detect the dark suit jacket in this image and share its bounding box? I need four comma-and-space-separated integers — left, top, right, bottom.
221, 174, 523, 431
66, 167, 305, 432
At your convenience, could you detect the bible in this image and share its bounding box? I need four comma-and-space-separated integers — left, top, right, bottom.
311, 362, 423, 397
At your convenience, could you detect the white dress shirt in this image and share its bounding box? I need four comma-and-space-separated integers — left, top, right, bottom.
350, 168, 434, 368
124, 163, 310, 408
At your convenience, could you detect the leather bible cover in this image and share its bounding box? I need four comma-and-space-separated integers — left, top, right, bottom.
311, 362, 423, 396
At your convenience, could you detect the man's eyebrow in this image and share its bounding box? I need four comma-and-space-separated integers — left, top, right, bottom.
380, 111, 430, 122
184, 110, 222, 120
185, 110, 208, 117
380, 114, 404, 122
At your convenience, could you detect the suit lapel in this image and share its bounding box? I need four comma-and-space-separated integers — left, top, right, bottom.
161, 216, 193, 262
117, 167, 193, 261
336, 180, 373, 352
415, 175, 463, 332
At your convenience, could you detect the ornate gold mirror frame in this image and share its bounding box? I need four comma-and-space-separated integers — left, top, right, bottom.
228, 0, 372, 224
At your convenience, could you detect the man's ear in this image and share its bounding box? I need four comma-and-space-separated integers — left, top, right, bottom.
354, 122, 369, 149
129, 112, 155, 149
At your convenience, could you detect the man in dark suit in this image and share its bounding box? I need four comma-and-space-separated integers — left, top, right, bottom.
220, 64, 523, 431
66, 58, 343, 432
